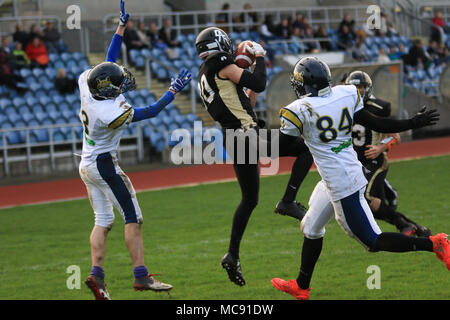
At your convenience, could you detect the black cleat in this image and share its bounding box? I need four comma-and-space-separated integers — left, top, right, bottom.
221, 252, 246, 286
414, 225, 432, 237
274, 200, 306, 221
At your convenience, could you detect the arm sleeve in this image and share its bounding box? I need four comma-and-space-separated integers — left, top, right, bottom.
353, 108, 413, 133
106, 34, 123, 63
238, 57, 267, 93
131, 91, 175, 122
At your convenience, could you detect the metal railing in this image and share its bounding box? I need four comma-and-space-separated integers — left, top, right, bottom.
267, 37, 333, 53
0, 122, 144, 176
0, 15, 62, 37
103, 5, 371, 37
416, 2, 450, 37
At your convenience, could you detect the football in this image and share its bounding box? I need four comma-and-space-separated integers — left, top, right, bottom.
235, 40, 256, 69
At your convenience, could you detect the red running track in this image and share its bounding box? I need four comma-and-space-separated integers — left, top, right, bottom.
1, 137, 449, 208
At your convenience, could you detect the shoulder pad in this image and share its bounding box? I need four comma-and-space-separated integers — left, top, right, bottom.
205, 51, 235, 72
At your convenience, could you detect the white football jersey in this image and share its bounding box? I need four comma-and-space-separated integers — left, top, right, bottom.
78, 69, 134, 165
280, 85, 367, 201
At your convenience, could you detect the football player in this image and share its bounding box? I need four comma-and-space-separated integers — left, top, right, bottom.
195, 27, 314, 286
345, 71, 431, 237
271, 57, 447, 300
81, 1, 191, 300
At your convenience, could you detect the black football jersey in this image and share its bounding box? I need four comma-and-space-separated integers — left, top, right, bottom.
197, 51, 258, 130
352, 97, 391, 167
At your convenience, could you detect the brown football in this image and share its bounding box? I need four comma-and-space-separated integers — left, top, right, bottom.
235, 40, 256, 69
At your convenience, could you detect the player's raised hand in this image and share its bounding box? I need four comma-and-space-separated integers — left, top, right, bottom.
169, 69, 192, 94
119, 0, 130, 26
247, 42, 266, 57
410, 106, 440, 128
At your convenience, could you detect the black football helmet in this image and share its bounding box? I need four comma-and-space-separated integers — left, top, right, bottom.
290, 57, 332, 99
87, 62, 136, 100
344, 71, 373, 101
195, 27, 233, 59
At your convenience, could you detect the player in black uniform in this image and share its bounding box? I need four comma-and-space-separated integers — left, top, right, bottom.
346, 71, 431, 237
195, 27, 313, 286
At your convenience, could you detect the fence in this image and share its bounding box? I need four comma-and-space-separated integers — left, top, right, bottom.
0, 122, 144, 176
0, 15, 62, 37
102, 5, 371, 37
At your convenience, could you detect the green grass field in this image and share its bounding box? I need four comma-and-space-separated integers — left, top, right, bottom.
0, 155, 449, 300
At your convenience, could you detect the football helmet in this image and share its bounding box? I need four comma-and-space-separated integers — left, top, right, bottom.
345, 71, 373, 101
290, 57, 332, 99
195, 27, 234, 59
87, 62, 136, 100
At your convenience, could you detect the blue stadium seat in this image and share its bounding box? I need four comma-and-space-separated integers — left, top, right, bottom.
53, 129, 65, 142
26, 119, 39, 127
20, 68, 32, 78
30, 129, 49, 143
13, 120, 26, 128
32, 68, 44, 79
5, 131, 22, 145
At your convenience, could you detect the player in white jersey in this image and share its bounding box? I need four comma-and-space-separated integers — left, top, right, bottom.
270, 57, 449, 300
81, 1, 192, 300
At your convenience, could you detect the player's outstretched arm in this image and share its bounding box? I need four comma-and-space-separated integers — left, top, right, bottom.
354, 106, 440, 133
106, 0, 129, 63
131, 69, 192, 122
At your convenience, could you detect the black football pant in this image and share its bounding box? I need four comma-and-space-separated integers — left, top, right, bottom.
223, 129, 313, 259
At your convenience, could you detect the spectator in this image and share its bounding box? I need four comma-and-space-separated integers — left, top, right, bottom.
377, 47, 391, 63
240, 3, 259, 31
351, 35, 368, 62
337, 24, 354, 51
387, 45, 403, 61
147, 22, 165, 49
274, 18, 291, 39
12, 42, 30, 68
302, 17, 312, 34
25, 36, 49, 68
13, 23, 29, 49
259, 15, 276, 40
136, 21, 150, 48
427, 40, 441, 64
338, 13, 356, 37
1, 36, 12, 54
403, 39, 430, 69
124, 20, 147, 51
54, 68, 78, 95
0, 50, 27, 94
315, 26, 332, 51
293, 13, 304, 31
303, 27, 319, 53
217, 3, 231, 23
431, 11, 448, 43
158, 18, 180, 47
438, 42, 450, 64
29, 24, 43, 41
42, 21, 61, 53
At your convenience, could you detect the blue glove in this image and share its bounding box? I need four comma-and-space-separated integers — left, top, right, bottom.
169, 69, 192, 94
119, 0, 130, 26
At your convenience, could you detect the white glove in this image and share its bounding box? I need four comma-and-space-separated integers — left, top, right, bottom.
250, 41, 266, 56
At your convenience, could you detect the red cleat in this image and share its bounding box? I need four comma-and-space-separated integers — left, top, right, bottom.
85, 275, 111, 300
271, 278, 311, 300
430, 233, 450, 270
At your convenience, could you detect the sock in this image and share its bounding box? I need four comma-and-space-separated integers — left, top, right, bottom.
374, 201, 410, 230
133, 265, 148, 279
282, 154, 313, 203
90, 266, 105, 280
297, 237, 323, 290
374, 232, 433, 252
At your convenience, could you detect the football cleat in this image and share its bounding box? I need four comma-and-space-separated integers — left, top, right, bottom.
271, 278, 311, 300
414, 224, 432, 238
221, 252, 246, 286
133, 274, 173, 292
274, 200, 306, 221
85, 275, 111, 300
430, 233, 450, 270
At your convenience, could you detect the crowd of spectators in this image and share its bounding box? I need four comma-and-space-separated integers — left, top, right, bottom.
0, 21, 76, 95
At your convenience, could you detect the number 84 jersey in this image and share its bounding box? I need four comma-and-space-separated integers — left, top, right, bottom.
78, 69, 135, 166
280, 84, 367, 201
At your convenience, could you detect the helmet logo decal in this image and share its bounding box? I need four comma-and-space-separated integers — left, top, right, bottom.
294, 71, 304, 84
97, 77, 112, 90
